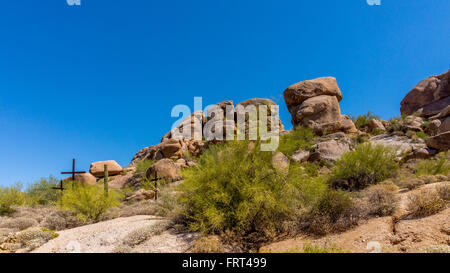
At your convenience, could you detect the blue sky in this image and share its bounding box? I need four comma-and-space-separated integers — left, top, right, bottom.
0, 0, 449, 186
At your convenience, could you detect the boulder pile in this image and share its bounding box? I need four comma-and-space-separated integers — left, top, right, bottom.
131, 98, 285, 165
400, 70, 450, 151
283, 76, 355, 135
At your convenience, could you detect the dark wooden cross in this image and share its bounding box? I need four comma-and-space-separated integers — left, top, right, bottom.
149, 171, 161, 201
60, 158, 86, 188
52, 180, 65, 192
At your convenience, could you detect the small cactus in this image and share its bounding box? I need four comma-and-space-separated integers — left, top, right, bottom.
104, 164, 109, 197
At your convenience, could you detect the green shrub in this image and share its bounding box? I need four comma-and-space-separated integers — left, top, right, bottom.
277, 126, 315, 156
25, 176, 61, 205
0, 184, 25, 216
330, 143, 399, 191
416, 154, 450, 176
351, 111, 380, 129
179, 141, 302, 246
415, 131, 429, 140
59, 183, 120, 222
135, 159, 155, 174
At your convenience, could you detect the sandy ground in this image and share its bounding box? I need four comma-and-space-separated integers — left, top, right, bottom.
32, 215, 195, 253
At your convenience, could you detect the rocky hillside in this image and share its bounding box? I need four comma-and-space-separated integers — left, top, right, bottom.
1, 70, 449, 253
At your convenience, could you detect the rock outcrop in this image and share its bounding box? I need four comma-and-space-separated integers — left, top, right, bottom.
131, 98, 284, 165
63, 173, 97, 186
400, 70, 450, 117
284, 77, 343, 135
145, 158, 182, 182
340, 115, 358, 134
90, 160, 123, 178
426, 132, 450, 151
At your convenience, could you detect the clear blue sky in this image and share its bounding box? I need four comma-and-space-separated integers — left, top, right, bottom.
0, 0, 449, 186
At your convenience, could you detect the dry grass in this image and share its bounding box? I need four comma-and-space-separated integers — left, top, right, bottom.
189, 235, 226, 253
364, 184, 399, 216
122, 220, 170, 247
407, 189, 447, 218
0, 217, 38, 231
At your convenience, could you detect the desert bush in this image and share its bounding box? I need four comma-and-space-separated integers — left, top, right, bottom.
305, 189, 360, 235
364, 185, 398, 216
436, 184, 450, 201
112, 244, 134, 253
416, 154, 450, 176
179, 141, 302, 246
302, 241, 344, 253
0, 184, 26, 216
122, 220, 170, 247
278, 126, 315, 156
59, 184, 121, 222
41, 210, 84, 231
407, 189, 447, 218
351, 111, 380, 130
0, 217, 38, 231
25, 176, 61, 206
330, 143, 399, 191
189, 236, 225, 253
15, 227, 56, 251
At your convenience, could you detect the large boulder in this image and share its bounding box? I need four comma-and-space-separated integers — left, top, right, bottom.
125, 189, 156, 202
340, 115, 357, 134
426, 132, 450, 151
425, 119, 442, 136
291, 95, 341, 135
369, 119, 386, 132
89, 160, 123, 178
400, 70, 450, 117
284, 77, 343, 112
437, 117, 450, 134
63, 173, 97, 186
159, 138, 183, 159
272, 152, 290, 175
146, 159, 182, 182
309, 139, 351, 163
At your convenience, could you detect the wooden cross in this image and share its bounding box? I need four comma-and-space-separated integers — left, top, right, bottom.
60, 158, 86, 188
149, 172, 161, 201
52, 180, 64, 192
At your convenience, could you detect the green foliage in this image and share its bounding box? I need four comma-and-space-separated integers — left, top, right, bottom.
59, 183, 121, 222
351, 111, 380, 129
0, 183, 25, 216
277, 126, 315, 156
416, 154, 450, 176
135, 159, 155, 174
40, 228, 60, 239
415, 131, 429, 140
330, 143, 399, 191
25, 176, 61, 205
178, 141, 302, 243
